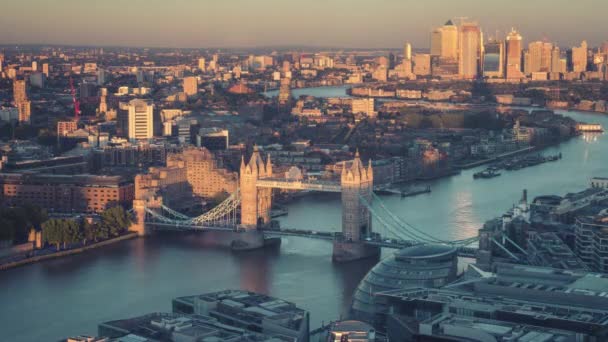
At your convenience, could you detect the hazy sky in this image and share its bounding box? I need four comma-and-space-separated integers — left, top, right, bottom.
1, 0, 607, 49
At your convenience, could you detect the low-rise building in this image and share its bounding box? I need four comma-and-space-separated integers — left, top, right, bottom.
0, 173, 134, 213
172, 289, 309, 341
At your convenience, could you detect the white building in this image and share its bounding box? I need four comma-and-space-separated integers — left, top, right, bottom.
128, 99, 154, 141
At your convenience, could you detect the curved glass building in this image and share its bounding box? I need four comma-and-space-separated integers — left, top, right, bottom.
351, 244, 459, 327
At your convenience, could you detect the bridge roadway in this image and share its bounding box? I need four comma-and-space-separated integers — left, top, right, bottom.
255, 178, 342, 192
146, 222, 477, 258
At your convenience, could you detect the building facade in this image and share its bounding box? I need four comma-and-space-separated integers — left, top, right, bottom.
127, 99, 154, 141
0, 173, 134, 213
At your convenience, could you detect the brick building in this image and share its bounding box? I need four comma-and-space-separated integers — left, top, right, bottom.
0, 173, 134, 213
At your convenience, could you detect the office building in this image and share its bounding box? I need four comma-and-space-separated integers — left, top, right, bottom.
172, 289, 309, 341
413, 54, 431, 76
197, 57, 206, 71
505, 29, 524, 79
183, 76, 198, 96
403, 42, 412, 61
551, 46, 562, 73
16, 101, 31, 123
278, 78, 292, 108
13, 79, 28, 103
57, 120, 78, 136
29, 72, 45, 88
97, 69, 106, 85
458, 22, 482, 79
197, 127, 229, 151
431, 20, 459, 60
575, 214, 608, 273
42, 63, 49, 77
377, 263, 608, 341
0, 173, 134, 213
351, 98, 375, 117
570, 40, 589, 72
98, 312, 283, 341
483, 39, 504, 78
326, 321, 375, 342
351, 244, 458, 326
127, 99, 154, 141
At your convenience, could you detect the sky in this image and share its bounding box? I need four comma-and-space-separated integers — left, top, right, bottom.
1, 0, 607, 49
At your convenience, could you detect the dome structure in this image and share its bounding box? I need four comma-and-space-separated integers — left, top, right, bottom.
351, 244, 459, 327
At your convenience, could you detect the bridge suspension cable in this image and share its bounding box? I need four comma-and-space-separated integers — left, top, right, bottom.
358, 195, 425, 243
144, 191, 241, 228
369, 192, 479, 246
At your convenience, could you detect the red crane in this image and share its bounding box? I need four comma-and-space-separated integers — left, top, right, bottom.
69, 76, 81, 121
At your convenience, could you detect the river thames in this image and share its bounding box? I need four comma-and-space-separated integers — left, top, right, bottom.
1, 87, 607, 341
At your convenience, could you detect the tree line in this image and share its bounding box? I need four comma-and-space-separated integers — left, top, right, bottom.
42, 207, 132, 250
0, 205, 48, 244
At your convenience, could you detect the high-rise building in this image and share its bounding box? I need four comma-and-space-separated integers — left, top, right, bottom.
440, 20, 459, 60
551, 46, 562, 73
483, 39, 504, 78
42, 63, 49, 77
505, 29, 524, 79
127, 99, 154, 141
430, 20, 458, 60
183, 76, 198, 96
413, 54, 431, 76
198, 58, 206, 71
278, 78, 292, 108
97, 68, 106, 85
16, 101, 31, 123
541, 42, 554, 72
351, 98, 376, 117
13, 79, 27, 103
13, 79, 31, 123
527, 41, 542, 74
431, 29, 443, 56
570, 40, 589, 72
458, 22, 482, 79
403, 42, 412, 61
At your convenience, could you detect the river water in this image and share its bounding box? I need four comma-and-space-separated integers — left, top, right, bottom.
1, 87, 607, 341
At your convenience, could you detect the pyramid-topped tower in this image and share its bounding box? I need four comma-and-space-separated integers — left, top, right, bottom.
240, 146, 273, 229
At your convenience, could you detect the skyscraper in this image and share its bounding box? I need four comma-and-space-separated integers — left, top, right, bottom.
13, 79, 27, 103
128, 99, 154, 141
551, 46, 561, 73
403, 42, 412, 61
483, 39, 504, 78
183, 76, 198, 96
13, 79, 31, 123
458, 22, 482, 79
527, 41, 544, 74
540, 42, 554, 72
430, 20, 458, 60
431, 29, 442, 56
278, 78, 292, 109
198, 58, 206, 71
441, 20, 459, 60
505, 29, 523, 79
570, 40, 588, 72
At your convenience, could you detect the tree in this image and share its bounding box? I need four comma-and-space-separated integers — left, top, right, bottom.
42, 219, 62, 251
100, 207, 131, 237
82, 221, 98, 245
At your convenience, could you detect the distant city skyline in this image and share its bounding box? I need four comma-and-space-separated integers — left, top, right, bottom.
1, 0, 607, 49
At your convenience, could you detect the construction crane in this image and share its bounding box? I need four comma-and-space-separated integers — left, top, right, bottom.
69, 76, 80, 121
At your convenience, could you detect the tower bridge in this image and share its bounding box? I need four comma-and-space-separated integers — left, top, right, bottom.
132, 147, 478, 262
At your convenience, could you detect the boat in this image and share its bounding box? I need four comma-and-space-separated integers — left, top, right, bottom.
473, 169, 501, 179
401, 186, 431, 197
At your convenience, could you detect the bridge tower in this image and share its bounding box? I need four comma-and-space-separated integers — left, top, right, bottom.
240, 146, 273, 229
333, 151, 380, 262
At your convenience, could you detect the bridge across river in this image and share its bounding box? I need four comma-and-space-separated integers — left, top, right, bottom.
135, 148, 479, 262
